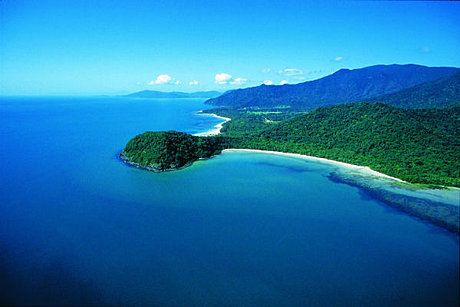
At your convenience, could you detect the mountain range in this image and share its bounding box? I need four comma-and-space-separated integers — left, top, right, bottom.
205, 64, 459, 109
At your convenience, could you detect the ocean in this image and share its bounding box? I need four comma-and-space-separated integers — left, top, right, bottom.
0, 97, 458, 306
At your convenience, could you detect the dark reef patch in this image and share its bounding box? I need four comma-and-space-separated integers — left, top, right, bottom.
328, 172, 459, 235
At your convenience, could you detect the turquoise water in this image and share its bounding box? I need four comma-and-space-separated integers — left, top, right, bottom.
0, 97, 458, 306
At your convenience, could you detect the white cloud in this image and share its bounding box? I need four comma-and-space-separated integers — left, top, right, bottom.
150, 74, 172, 85
280, 80, 288, 85
263, 80, 273, 85
215, 73, 233, 84
262, 68, 271, 73
420, 46, 431, 53
215, 73, 247, 85
189, 80, 199, 85
279, 68, 304, 77
230, 77, 247, 85
174, 80, 181, 85
333, 56, 343, 62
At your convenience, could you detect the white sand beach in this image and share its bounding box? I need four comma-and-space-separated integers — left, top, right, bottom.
223, 149, 460, 207
194, 112, 231, 136
224, 148, 406, 182
194, 115, 459, 206
194, 113, 405, 182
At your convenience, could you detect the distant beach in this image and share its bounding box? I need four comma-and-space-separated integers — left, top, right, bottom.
194, 111, 231, 136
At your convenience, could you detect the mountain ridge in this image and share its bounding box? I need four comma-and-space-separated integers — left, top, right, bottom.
365, 71, 460, 108
205, 64, 459, 109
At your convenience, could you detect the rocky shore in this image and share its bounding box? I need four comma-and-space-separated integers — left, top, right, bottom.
119, 151, 193, 173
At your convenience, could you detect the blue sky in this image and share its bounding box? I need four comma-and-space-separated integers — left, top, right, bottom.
1, 0, 459, 95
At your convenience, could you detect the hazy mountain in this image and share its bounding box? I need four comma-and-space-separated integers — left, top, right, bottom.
205, 64, 459, 109
126, 90, 222, 99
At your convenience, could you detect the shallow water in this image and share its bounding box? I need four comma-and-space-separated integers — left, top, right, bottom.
0, 97, 458, 306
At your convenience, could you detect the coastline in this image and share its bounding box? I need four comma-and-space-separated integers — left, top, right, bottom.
222, 149, 459, 234
119, 151, 194, 173
223, 148, 406, 183
222, 148, 458, 205
120, 112, 459, 233
194, 111, 231, 136
195, 113, 406, 183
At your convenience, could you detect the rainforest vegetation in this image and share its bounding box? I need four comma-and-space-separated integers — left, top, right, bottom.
367, 71, 460, 108
122, 103, 459, 186
214, 103, 459, 186
122, 65, 460, 185
121, 131, 223, 171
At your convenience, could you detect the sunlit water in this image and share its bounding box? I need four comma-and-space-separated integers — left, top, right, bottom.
0, 97, 458, 306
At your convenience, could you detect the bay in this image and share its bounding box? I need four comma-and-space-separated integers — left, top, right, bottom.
0, 97, 458, 306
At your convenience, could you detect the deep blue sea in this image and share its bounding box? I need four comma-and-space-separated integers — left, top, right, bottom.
0, 97, 458, 306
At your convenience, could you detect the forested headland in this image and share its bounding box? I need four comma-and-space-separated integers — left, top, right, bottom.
121, 131, 223, 171
122, 103, 459, 187
121, 64, 460, 186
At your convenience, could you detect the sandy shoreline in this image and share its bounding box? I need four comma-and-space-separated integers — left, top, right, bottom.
194, 111, 231, 136
194, 112, 404, 182
223, 148, 459, 205
192, 113, 458, 209
221, 148, 459, 232
223, 148, 406, 183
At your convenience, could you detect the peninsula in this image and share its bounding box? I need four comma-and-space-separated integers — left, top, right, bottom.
121, 102, 459, 187
120, 103, 460, 233
120, 65, 460, 233
120, 131, 224, 172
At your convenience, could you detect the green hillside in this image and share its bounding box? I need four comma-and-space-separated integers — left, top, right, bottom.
215, 103, 460, 186
121, 131, 223, 171
123, 103, 459, 186
367, 71, 460, 108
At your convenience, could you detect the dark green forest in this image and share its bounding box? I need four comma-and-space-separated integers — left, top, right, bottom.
367, 71, 460, 108
123, 103, 459, 186
121, 131, 223, 170
122, 64, 460, 186
212, 103, 459, 186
